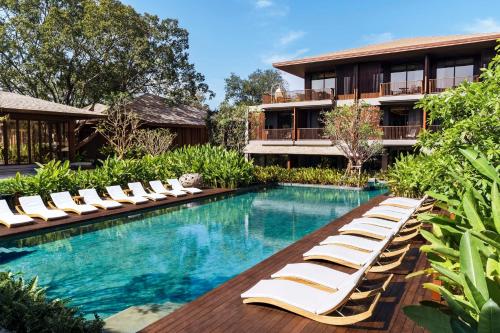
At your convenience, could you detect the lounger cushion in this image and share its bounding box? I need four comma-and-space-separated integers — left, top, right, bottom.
304, 245, 381, 267
241, 279, 354, 314
320, 234, 388, 252
350, 218, 405, 230
51, 192, 98, 213
339, 223, 396, 238
271, 263, 351, 290
19, 196, 68, 218
380, 197, 422, 208
79, 189, 122, 208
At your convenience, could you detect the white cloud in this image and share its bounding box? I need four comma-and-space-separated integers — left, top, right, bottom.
279, 30, 305, 46
362, 32, 394, 44
255, 0, 272, 9
261, 48, 309, 65
464, 18, 500, 33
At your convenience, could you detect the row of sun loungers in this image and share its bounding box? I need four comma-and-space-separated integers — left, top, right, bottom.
241, 195, 432, 326
0, 179, 203, 228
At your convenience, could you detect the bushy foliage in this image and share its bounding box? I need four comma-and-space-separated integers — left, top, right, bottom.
404, 149, 500, 333
0, 145, 254, 199
0, 272, 103, 333
253, 166, 379, 188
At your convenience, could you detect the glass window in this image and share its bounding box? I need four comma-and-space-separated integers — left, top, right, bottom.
40, 121, 51, 162
311, 72, 336, 92
18, 120, 29, 164
7, 120, 17, 164
436, 58, 475, 89
0, 120, 4, 165
31, 121, 40, 162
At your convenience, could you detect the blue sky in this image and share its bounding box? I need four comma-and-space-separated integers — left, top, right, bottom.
123, 0, 500, 108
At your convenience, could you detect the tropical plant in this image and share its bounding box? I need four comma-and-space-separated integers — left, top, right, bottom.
253, 166, 381, 188
209, 102, 252, 153
403, 148, 500, 333
322, 102, 383, 174
0, 271, 103, 332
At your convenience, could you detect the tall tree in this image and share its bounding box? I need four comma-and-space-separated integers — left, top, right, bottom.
0, 0, 213, 107
322, 103, 383, 173
224, 69, 286, 105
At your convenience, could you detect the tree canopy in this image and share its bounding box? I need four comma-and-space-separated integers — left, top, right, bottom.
0, 0, 213, 107
223, 69, 286, 106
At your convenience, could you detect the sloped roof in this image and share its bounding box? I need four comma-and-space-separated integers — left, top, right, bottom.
85, 94, 207, 127
274, 32, 500, 68
0, 91, 103, 118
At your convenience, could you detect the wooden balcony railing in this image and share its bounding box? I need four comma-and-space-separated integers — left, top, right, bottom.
429, 75, 479, 93
379, 80, 423, 96
263, 128, 293, 140
296, 128, 326, 140
262, 88, 334, 104
381, 126, 422, 140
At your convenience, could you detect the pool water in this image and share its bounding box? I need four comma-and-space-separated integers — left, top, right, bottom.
0, 186, 384, 318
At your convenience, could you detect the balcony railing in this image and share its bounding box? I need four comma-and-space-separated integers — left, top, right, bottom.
381, 126, 422, 140
296, 128, 326, 140
262, 88, 334, 104
429, 75, 479, 93
263, 128, 293, 140
379, 80, 424, 96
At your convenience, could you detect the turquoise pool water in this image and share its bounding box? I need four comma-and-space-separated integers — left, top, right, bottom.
0, 185, 384, 318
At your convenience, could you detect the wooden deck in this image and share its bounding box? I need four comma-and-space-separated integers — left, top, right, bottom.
141, 195, 431, 333
0, 188, 234, 239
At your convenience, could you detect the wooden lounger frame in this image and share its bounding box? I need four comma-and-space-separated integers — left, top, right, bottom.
47, 201, 95, 215
243, 292, 382, 325
304, 246, 408, 273
15, 205, 65, 222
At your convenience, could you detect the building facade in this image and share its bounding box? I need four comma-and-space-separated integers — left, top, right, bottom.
245, 33, 500, 169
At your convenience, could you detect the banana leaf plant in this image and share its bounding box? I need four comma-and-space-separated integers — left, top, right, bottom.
403, 148, 500, 333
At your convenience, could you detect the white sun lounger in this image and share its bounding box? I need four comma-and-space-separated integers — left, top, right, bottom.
128, 182, 167, 201
271, 262, 393, 295
319, 234, 389, 252
303, 244, 407, 273
0, 200, 34, 228
362, 207, 412, 222
79, 189, 122, 210
18, 196, 68, 221
241, 268, 383, 325
149, 180, 187, 197
380, 197, 424, 209
340, 217, 419, 242
167, 179, 202, 194
339, 222, 397, 239
106, 186, 148, 205
50, 192, 99, 215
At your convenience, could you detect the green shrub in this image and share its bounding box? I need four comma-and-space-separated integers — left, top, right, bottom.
404, 148, 500, 333
253, 166, 380, 187
0, 272, 103, 332
0, 145, 255, 198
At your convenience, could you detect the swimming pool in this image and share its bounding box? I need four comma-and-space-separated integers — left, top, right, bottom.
0, 185, 384, 318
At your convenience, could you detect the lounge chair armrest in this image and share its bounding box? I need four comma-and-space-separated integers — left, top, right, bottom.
47, 201, 57, 209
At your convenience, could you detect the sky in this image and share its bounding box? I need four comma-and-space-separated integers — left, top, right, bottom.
122, 0, 500, 109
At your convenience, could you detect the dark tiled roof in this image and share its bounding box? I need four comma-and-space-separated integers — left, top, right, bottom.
0, 91, 103, 118
274, 32, 500, 67
85, 94, 207, 127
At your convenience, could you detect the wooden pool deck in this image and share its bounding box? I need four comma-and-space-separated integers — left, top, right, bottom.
141, 195, 431, 333
0, 188, 234, 239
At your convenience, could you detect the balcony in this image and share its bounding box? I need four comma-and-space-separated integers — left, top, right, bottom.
262, 88, 334, 104
296, 128, 326, 140
429, 75, 479, 93
381, 126, 422, 140
262, 128, 293, 140
379, 80, 423, 96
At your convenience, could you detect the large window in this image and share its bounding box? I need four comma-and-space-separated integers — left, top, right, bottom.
0, 117, 71, 165
436, 58, 474, 90
389, 63, 423, 94
311, 72, 336, 92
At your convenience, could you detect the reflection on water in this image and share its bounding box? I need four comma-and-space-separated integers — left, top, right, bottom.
0, 186, 385, 318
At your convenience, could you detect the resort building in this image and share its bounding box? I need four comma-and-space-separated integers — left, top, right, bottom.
245, 33, 500, 169
0, 91, 103, 170
81, 93, 209, 159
